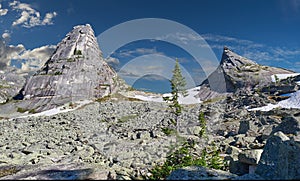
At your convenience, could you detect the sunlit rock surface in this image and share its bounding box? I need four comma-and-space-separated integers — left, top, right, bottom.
18, 24, 118, 112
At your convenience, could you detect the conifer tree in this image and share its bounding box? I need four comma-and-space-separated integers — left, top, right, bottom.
163, 59, 188, 132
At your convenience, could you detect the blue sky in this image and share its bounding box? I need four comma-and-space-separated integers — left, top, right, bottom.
0, 0, 300, 93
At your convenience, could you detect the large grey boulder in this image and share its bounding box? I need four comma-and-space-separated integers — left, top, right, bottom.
238, 149, 263, 166
255, 131, 300, 180
17, 24, 119, 112
167, 166, 237, 180
271, 115, 300, 135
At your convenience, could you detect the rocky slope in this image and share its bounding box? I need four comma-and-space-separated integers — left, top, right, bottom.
1, 89, 299, 180
14, 24, 120, 112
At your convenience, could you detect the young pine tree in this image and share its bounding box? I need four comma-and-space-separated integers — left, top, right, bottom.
163, 59, 188, 132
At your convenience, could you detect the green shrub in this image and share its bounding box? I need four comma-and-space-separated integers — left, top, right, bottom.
67, 58, 75, 62
54, 71, 62, 75
146, 140, 227, 180
28, 109, 37, 114
17, 107, 27, 113
118, 114, 138, 123
161, 127, 176, 136
74, 49, 82, 55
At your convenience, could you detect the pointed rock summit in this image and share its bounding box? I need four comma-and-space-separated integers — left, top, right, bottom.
221, 46, 257, 69
198, 47, 294, 100
220, 47, 294, 90
18, 24, 119, 112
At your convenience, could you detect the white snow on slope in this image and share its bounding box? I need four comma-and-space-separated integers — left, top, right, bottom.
278, 91, 300, 108
249, 73, 300, 111
130, 86, 202, 104
248, 90, 300, 111
15, 99, 93, 119
164, 86, 202, 104
247, 103, 279, 112
271, 73, 300, 83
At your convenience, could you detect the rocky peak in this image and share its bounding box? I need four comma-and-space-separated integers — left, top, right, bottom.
221, 47, 257, 70
17, 24, 119, 112
197, 47, 295, 101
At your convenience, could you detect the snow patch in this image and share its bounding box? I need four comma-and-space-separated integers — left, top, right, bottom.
278, 91, 300, 108
271, 73, 300, 82
247, 103, 279, 112
130, 86, 202, 104
16, 99, 93, 118
249, 73, 300, 111
248, 90, 300, 111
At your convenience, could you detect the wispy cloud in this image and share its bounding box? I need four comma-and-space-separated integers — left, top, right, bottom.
279, 0, 300, 18
201, 33, 300, 71
105, 56, 120, 70
13, 45, 56, 72
153, 32, 300, 72
0, 38, 55, 72
290, 0, 300, 12
9, 0, 57, 28
116, 47, 164, 58
0, 3, 8, 16
1, 31, 10, 40
118, 54, 196, 88
0, 40, 25, 69
201, 34, 264, 48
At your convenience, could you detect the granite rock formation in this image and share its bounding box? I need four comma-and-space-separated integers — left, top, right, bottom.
17, 24, 118, 112
197, 47, 294, 100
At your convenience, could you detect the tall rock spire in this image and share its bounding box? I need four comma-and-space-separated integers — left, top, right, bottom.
19, 24, 118, 112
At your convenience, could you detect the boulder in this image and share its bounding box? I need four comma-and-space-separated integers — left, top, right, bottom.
255, 131, 300, 180
167, 166, 237, 180
238, 149, 263, 165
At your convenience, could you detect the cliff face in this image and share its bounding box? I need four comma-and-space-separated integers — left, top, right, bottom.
19, 24, 118, 112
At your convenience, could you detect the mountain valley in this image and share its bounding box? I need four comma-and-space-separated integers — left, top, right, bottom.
0, 24, 300, 180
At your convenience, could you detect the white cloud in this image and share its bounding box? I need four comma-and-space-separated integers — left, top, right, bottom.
201, 34, 264, 48
2, 32, 10, 39
116, 47, 164, 58
42, 12, 57, 24
12, 45, 56, 72
0, 40, 25, 69
9, 1, 18, 7
0, 38, 55, 72
118, 54, 196, 88
9, 1, 57, 28
157, 32, 212, 48
12, 10, 30, 26
0, 3, 8, 16
105, 57, 120, 65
